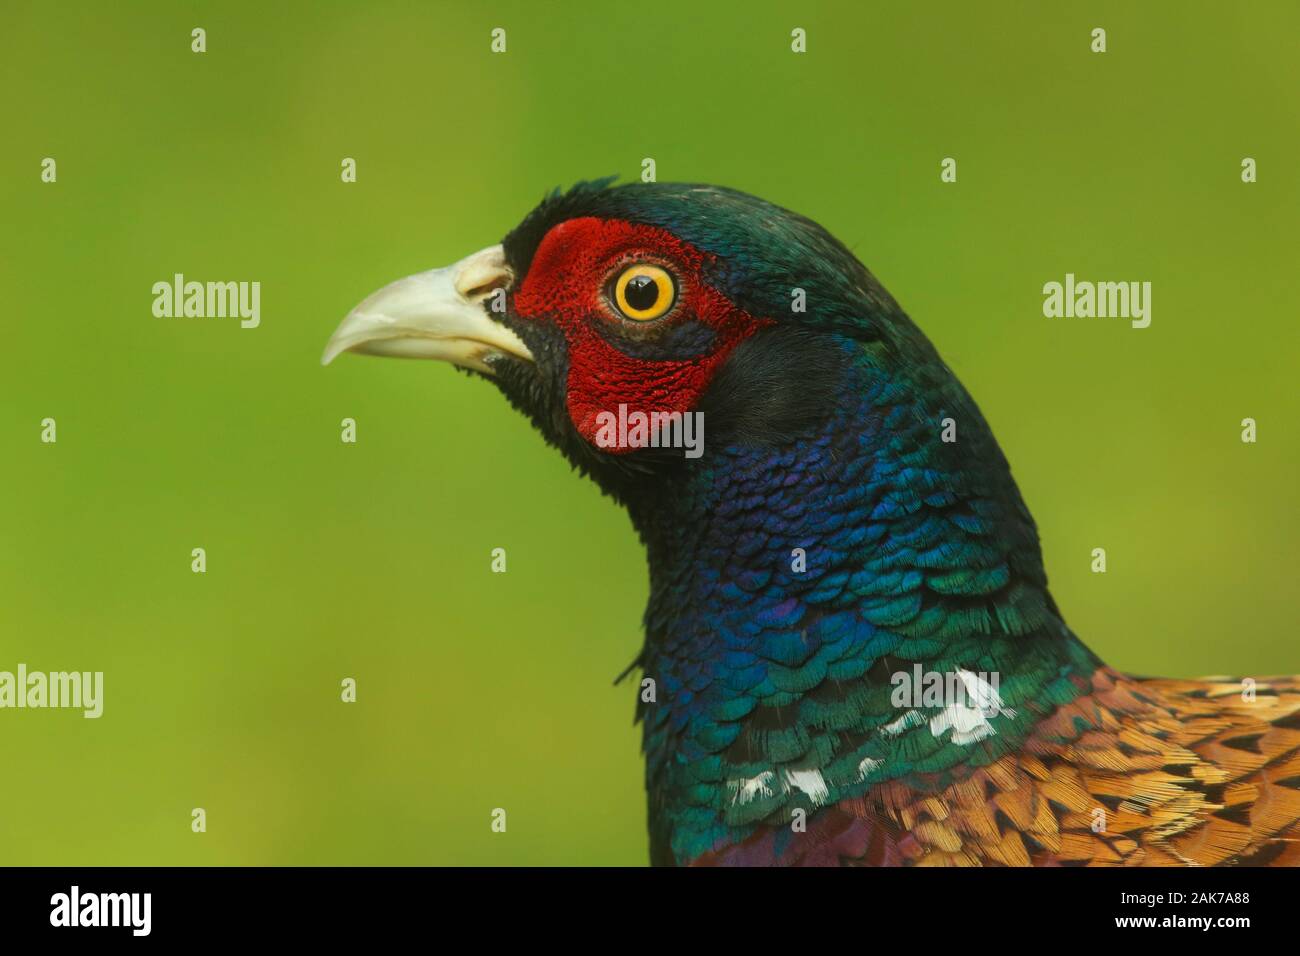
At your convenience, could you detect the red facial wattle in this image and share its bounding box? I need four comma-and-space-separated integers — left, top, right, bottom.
511, 217, 772, 451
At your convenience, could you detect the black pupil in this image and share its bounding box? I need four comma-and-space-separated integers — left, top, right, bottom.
624, 274, 662, 312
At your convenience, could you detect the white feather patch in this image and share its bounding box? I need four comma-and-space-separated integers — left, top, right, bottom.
728, 770, 775, 806
727, 767, 830, 808
880, 708, 926, 737
928, 669, 1016, 745
856, 756, 884, 781
782, 768, 829, 807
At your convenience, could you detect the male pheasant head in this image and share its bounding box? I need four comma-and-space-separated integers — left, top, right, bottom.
323, 180, 1092, 865
327, 180, 969, 498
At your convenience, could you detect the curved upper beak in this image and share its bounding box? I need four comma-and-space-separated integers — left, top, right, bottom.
321, 244, 534, 374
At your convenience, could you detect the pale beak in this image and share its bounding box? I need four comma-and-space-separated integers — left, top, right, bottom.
321, 244, 534, 373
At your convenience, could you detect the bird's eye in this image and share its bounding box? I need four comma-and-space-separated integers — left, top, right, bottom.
611, 264, 675, 321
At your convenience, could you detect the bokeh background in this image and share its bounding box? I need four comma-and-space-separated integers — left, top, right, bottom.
1, 0, 1296, 865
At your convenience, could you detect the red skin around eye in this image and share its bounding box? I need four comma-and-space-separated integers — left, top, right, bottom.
512, 217, 771, 451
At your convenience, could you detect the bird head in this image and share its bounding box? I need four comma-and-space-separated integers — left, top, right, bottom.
322, 179, 932, 508
323, 179, 1089, 864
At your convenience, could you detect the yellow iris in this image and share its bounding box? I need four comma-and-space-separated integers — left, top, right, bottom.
613, 264, 675, 321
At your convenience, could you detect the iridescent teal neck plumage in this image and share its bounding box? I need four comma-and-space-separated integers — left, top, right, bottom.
526, 183, 1103, 864
631, 337, 1098, 864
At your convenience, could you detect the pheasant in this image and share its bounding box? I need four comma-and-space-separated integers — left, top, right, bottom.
323, 180, 1300, 866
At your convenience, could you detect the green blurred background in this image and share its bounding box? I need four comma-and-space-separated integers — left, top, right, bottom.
1, 1, 1296, 865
